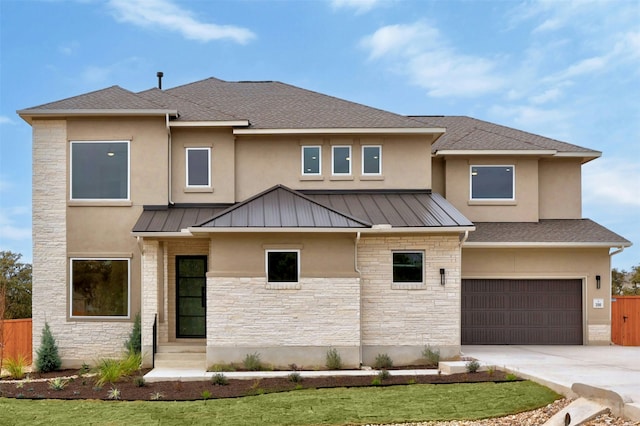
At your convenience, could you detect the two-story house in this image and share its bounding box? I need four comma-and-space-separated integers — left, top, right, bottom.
18, 77, 631, 369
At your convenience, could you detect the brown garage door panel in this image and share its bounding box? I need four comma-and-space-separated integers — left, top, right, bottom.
462, 279, 583, 345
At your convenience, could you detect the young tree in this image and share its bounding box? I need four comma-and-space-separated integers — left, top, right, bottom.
35, 322, 62, 373
0, 251, 32, 319
611, 268, 627, 295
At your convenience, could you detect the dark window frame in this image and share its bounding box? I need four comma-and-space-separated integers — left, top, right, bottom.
470, 165, 515, 200
266, 250, 300, 283
70, 141, 130, 200
186, 147, 211, 187
392, 251, 424, 284
70, 258, 130, 319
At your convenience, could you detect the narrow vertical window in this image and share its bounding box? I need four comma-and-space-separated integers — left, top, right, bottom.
302, 146, 321, 175
186, 148, 211, 187
362, 145, 381, 175
332, 146, 351, 175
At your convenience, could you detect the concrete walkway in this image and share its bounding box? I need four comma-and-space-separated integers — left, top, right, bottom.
462, 345, 640, 421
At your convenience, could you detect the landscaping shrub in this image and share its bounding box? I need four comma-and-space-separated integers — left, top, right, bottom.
466, 359, 480, 373
35, 322, 62, 373
374, 353, 393, 369
421, 345, 440, 367
5, 354, 28, 379
325, 348, 342, 370
124, 312, 141, 355
242, 352, 263, 371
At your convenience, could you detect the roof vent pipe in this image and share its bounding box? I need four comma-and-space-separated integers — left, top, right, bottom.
157, 71, 164, 89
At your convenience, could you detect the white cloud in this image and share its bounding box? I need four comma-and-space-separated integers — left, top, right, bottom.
361, 22, 504, 98
58, 41, 80, 56
583, 158, 640, 207
107, 0, 255, 44
330, 0, 383, 14
0, 116, 15, 125
0, 206, 31, 242
529, 88, 562, 105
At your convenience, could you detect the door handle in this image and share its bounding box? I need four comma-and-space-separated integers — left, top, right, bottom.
201, 286, 206, 308
623, 315, 628, 323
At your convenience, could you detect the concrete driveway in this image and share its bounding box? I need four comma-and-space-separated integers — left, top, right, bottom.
462, 345, 640, 421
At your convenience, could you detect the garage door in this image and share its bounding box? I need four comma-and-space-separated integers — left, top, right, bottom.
462, 279, 583, 345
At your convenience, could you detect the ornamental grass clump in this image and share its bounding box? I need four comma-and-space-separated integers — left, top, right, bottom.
36, 322, 62, 373
325, 348, 342, 370
5, 354, 29, 379
242, 352, 263, 371
374, 353, 393, 370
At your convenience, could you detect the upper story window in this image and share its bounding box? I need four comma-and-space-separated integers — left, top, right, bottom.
70, 141, 129, 200
266, 250, 299, 283
470, 165, 515, 200
362, 145, 381, 175
186, 148, 211, 187
70, 258, 130, 318
392, 251, 424, 283
332, 146, 351, 175
301, 146, 321, 175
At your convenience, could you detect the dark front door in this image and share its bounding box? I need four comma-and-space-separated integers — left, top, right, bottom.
176, 256, 207, 338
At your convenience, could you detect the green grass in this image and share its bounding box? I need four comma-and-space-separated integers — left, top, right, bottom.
0, 381, 559, 426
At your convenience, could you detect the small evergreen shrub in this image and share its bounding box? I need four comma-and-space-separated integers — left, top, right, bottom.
212, 373, 228, 386
36, 322, 62, 373
124, 312, 142, 355
288, 372, 302, 383
466, 359, 480, 373
374, 353, 393, 369
242, 352, 263, 371
134, 376, 146, 387
378, 369, 390, 380
421, 345, 440, 367
325, 348, 342, 370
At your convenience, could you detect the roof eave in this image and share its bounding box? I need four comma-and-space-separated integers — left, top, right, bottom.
131, 231, 194, 237
234, 127, 446, 136
17, 109, 179, 124
170, 120, 250, 128
435, 149, 557, 156
188, 225, 475, 234
463, 241, 632, 248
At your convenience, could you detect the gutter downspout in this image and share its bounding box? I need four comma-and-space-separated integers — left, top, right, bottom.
459, 230, 469, 247
166, 114, 174, 205
355, 231, 362, 367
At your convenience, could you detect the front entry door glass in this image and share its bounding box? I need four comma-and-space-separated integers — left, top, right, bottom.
176, 256, 207, 338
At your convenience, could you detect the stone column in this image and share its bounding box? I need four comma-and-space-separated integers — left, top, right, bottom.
141, 239, 160, 367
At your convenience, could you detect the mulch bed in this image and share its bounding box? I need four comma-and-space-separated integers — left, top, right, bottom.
0, 369, 517, 401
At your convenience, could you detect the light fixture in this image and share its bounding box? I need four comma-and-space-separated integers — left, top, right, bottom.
596, 275, 601, 290
107, 151, 115, 157
440, 268, 445, 286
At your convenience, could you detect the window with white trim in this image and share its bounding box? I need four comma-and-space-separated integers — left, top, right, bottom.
266, 250, 299, 283
186, 147, 211, 187
392, 251, 424, 283
362, 145, 381, 175
470, 165, 515, 200
70, 141, 129, 200
302, 146, 321, 175
332, 146, 351, 175
70, 258, 130, 318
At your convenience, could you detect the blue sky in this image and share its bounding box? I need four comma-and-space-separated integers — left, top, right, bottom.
1, 0, 638, 270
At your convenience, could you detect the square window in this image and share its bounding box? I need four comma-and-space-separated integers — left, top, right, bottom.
470, 165, 514, 200
70, 259, 130, 317
71, 141, 129, 200
186, 148, 211, 187
392, 252, 424, 283
302, 146, 321, 175
332, 146, 351, 175
362, 146, 381, 175
266, 250, 299, 283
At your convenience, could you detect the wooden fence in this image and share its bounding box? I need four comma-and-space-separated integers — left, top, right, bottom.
1, 319, 32, 364
611, 296, 640, 346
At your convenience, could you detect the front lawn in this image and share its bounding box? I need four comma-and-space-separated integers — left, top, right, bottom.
0, 381, 559, 425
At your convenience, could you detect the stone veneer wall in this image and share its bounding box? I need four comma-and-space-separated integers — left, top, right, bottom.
357, 234, 462, 364
141, 240, 159, 367
588, 324, 611, 344
32, 120, 131, 368
207, 277, 361, 368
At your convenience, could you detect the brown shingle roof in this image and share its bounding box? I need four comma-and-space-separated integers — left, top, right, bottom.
466, 220, 631, 246
411, 116, 598, 154
166, 78, 429, 129
137, 88, 242, 122
20, 86, 166, 111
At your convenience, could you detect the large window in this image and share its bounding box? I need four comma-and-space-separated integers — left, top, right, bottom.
332, 146, 351, 175
70, 259, 130, 318
362, 145, 381, 175
301, 146, 321, 175
71, 141, 129, 200
266, 250, 299, 283
392, 252, 424, 283
470, 165, 515, 200
186, 148, 211, 187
